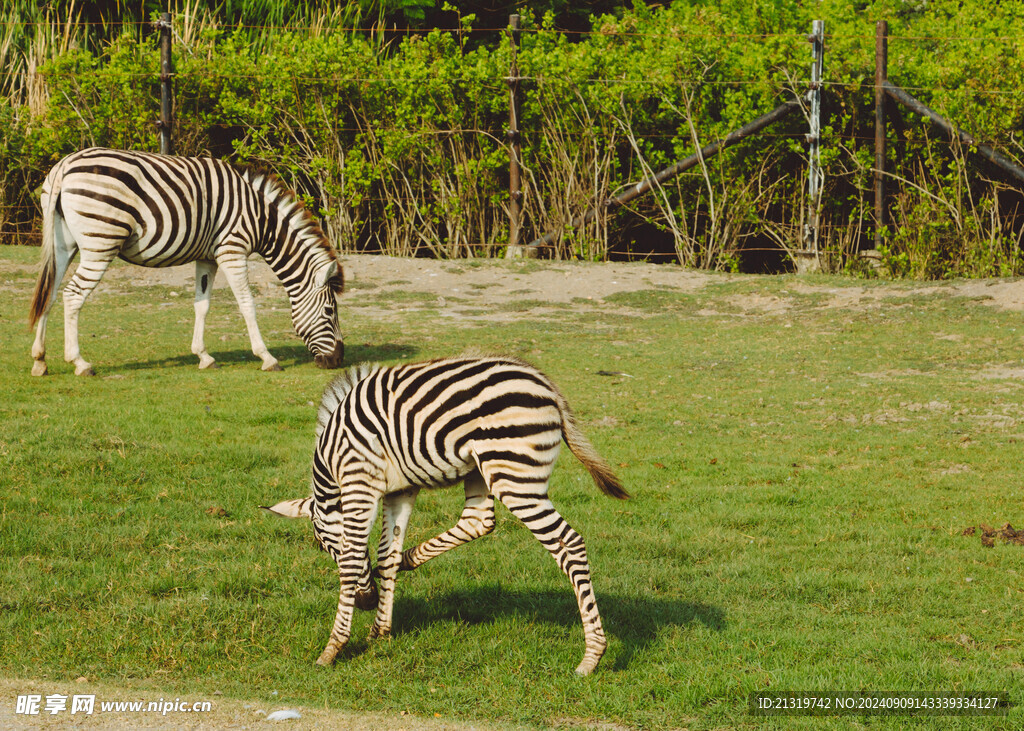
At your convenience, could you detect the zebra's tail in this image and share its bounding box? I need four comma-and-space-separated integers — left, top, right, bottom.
29, 165, 62, 329
556, 391, 630, 500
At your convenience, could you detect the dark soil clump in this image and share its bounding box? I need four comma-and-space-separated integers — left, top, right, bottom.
962, 523, 1024, 547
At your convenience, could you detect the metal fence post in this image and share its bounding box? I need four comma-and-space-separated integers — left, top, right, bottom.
873, 20, 888, 250
801, 19, 824, 267
158, 12, 174, 155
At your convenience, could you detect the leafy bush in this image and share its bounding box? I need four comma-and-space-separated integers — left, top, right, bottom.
3, 1, 1024, 275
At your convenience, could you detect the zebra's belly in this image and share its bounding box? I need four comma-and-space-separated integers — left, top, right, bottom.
117, 250, 191, 268
385, 453, 476, 493
118, 236, 214, 268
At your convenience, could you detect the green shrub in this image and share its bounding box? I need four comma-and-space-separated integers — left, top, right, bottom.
3, 1, 1023, 274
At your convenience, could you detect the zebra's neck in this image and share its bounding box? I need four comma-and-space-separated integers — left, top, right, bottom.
243, 171, 337, 294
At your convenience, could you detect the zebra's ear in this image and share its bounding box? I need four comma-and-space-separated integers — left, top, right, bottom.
315, 261, 339, 289
260, 498, 312, 519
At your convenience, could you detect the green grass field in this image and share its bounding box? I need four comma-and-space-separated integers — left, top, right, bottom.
2, 244, 1023, 729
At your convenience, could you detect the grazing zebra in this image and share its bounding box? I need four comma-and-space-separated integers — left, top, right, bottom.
264, 356, 629, 676
28, 147, 345, 376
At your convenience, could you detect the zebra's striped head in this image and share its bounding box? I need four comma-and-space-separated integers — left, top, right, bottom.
292, 260, 345, 369
244, 169, 346, 369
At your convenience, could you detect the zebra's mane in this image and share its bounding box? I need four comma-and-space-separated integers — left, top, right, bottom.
315, 362, 383, 438
241, 167, 341, 289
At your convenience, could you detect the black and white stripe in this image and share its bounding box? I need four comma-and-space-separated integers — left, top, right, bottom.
29, 147, 345, 376
265, 356, 628, 675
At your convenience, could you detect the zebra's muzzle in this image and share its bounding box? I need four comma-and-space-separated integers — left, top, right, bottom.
314, 341, 344, 369
354, 579, 379, 611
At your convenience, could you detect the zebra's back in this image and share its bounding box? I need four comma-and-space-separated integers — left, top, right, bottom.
321, 356, 565, 492
54, 148, 253, 267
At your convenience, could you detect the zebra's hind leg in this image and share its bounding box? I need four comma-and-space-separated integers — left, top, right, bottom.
62, 249, 116, 376
191, 260, 219, 369
368, 490, 418, 639
31, 214, 78, 376
399, 471, 494, 572
496, 489, 608, 676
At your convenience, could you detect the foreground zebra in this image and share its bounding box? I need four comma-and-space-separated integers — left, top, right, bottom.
29, 148, 345, 376
264, 356, 629, 675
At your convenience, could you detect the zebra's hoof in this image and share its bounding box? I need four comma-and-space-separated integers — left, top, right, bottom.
198, 359, 219, 370
574, 652, 603, 676
315, 642, 342, 666
31, 361, 48, 377
262, 362, 283, 372
574, 662, 596, 677
75, 364, 96, 377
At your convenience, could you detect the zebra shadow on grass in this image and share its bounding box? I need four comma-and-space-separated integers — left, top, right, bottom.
392, 584, 725, 672
114, 342, 418, 373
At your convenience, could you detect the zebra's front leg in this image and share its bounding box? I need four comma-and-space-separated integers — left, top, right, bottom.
400, 471, 493, 572
369, 490, 418, 640
217, 250, 281, 372
353, 548, 379, 611
317, 565, 359, 666
191, 260, 219, 369
315, 497, 378, 666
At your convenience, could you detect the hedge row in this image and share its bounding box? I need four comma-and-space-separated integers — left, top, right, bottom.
2, 1, 1023, 275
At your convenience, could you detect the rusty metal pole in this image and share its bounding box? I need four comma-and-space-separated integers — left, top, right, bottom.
504, 15, 533, 258
884, 81, 1024, 184
158, 12, 174, 155
873, 20, 887, 250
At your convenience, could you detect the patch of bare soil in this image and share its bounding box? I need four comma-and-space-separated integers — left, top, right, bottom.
91, 254, 1024, 314
25, 253, 720, 327
11, 250, 1024, 317
961, 523, 1024, 548
953, 279, 1024, 311
343, 254, 711, 304
0, 677, 516, 731
974, 366, 1024, 381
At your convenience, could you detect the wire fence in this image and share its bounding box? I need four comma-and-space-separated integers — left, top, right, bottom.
7, 16, 1024, 42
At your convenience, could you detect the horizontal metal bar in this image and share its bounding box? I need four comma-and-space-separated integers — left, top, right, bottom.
525, 99, 800, 249
884, 81, 1024, 185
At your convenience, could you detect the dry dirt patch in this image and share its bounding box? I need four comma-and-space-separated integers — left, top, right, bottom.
9, 251, 1024, 315
83, 254, 713, 309
0, 677, 517, 731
